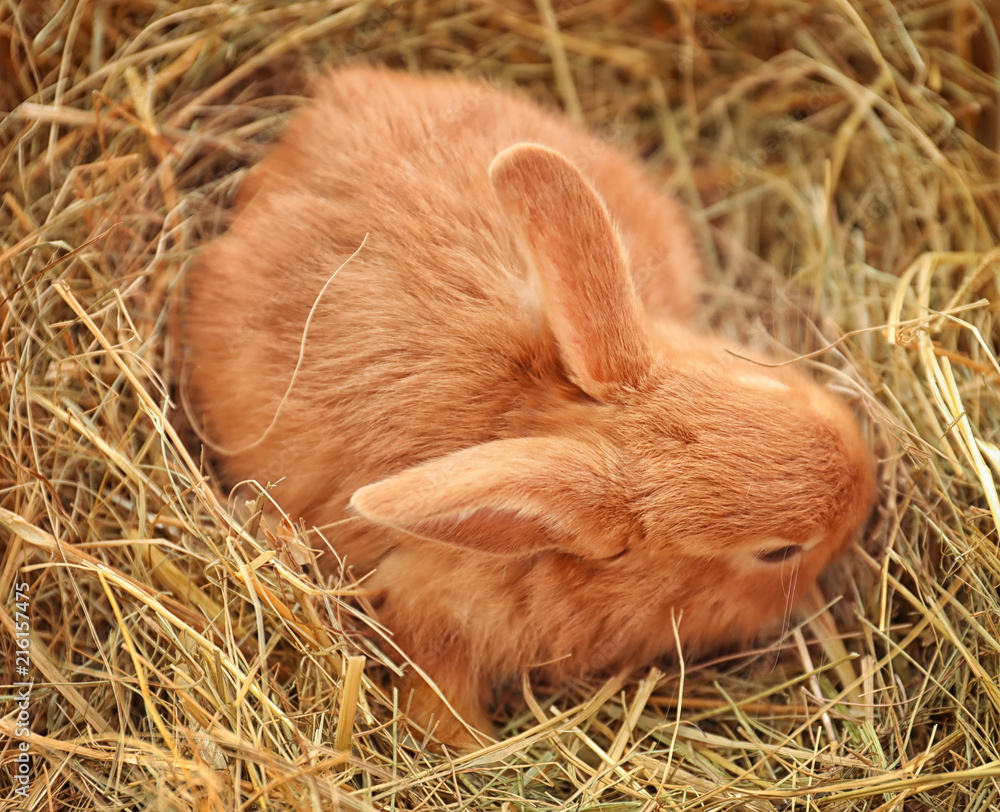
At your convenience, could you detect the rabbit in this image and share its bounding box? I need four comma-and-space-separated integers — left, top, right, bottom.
182, 66, 876, 750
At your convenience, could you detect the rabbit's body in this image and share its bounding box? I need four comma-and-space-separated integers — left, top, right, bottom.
188, 69, 696, 567
184, 67, 875, 748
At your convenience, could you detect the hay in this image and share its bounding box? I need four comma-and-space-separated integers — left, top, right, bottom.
2, 0, 999, 809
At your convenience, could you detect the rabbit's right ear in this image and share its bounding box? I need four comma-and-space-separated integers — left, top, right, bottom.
490, 144, 654, 400
349, 437, 633, 559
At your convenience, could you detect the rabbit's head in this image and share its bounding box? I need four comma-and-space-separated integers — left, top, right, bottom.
351, 144, 875, 651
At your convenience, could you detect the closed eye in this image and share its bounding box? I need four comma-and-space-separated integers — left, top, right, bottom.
755, 545, 802, 564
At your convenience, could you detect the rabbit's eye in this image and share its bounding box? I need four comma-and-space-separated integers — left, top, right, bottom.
755, 545, 801, 564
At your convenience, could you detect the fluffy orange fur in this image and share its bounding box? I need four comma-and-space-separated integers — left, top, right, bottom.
182, 67, 876, 749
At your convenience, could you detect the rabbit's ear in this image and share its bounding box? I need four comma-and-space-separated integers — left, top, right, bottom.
350, 438, 631, 559
491, 143, 654, 399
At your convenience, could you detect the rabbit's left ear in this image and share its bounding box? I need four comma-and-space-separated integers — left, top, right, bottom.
349, 437, 632, 559
490, 143, 654, 401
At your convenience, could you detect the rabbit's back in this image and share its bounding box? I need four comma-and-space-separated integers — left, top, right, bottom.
238, 68, 699, 316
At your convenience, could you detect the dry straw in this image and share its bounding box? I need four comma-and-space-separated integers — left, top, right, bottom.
2, 1, 999, 809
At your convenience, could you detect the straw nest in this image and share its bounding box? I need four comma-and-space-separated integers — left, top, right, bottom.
2, 1, 998, 809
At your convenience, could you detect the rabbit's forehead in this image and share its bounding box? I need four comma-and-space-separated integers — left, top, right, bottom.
632, 437, 852, 546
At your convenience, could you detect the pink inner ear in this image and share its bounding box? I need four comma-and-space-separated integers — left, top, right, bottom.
401, 507, 562, 557
490, 144, 653, 397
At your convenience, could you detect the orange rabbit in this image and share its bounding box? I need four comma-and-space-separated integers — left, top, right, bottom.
182, 67, 875, 749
